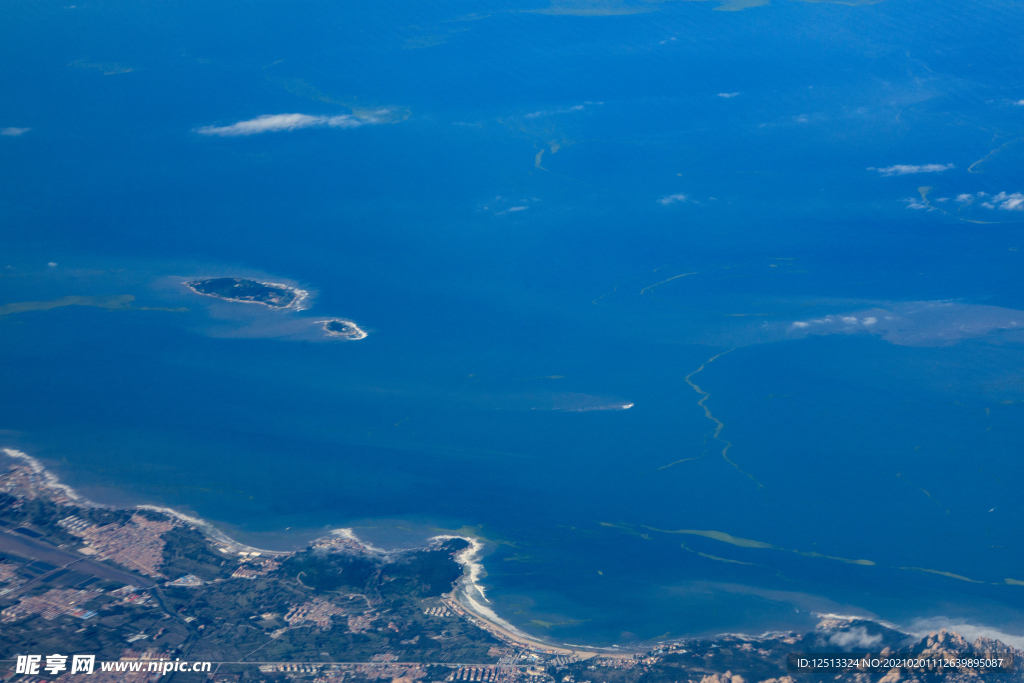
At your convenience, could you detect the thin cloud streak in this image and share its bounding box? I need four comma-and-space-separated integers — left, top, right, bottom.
869, 163, 954, 176
195, 113, 372, 137
523, 103, 599, 119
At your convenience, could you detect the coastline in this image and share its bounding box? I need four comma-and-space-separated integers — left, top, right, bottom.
0, 447, 625, 655
3, 446, 1021, 683
1, 447, 91, 506
0, 448, 289, 558
6, 447, 1018, 658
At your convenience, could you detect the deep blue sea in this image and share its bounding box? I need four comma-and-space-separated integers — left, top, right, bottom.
3, 0, 1024, 647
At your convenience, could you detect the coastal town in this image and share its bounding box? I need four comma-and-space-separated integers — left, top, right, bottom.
0, 449, 1020, 683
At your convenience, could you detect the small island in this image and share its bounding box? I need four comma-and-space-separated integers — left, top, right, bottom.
184, 277, 309, 310
320, 318, 368, 340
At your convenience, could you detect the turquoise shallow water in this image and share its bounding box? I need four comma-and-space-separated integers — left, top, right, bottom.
3, 0, 1024, 646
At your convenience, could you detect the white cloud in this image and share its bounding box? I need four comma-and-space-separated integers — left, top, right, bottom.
657, 193, 688, 206
787, 301, 1024, 346
828, 627, 883, 649
790, 314, 882, 332
869, 163, 954, 176
328, 116, 365, 128
1, 127, 30, 136
904, 197, 931, 210
491, 199, 535, 216
717, 92, 740, 98
524, 104, 586, 119
1014, 100, 1024, 106
982, 191, 1024, 211
195, 113, 370, 137
953, 191, 1024, 210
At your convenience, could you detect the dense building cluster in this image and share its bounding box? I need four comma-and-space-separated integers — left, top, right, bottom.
0, 560, 24, 595
232, 557, 281, 580
58, 514, 175, 577
310, 535, 367, 553
424, 606, 453, 617
448, 665, 501, 681
347, 613, 379, 633
284, 598, 349, 630
1, 587, 98, 622
0, 458, 81, 506
105, 585, 154, 609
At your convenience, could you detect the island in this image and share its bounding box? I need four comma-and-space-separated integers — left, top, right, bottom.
184, 278, 309, 310
320, 318, 368, 340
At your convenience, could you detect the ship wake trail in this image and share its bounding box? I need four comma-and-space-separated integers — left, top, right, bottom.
684, 351, 763, 488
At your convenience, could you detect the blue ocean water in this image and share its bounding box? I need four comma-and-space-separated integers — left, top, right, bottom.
3, 0, 1024, 646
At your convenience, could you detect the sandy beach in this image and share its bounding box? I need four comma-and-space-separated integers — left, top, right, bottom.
429, 532, 638, 658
